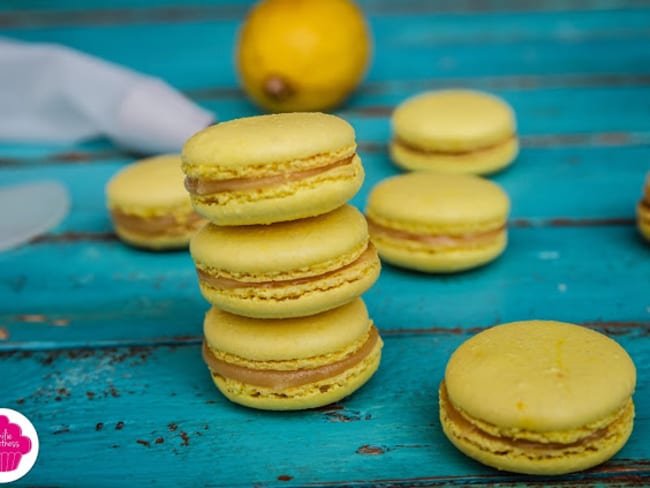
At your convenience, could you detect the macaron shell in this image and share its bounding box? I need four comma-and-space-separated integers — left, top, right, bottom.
439, 384, 635, 475
390, 136, 518, 175
373, 231, 507, 273
210, 338, 382, 411
182, 112, 356, 171
106, 154, 193, 214
392, 89, 516, 152
204, 298, 371, 361
189, 154, 364, 225
366, 172, 509, 235
444, 321, 636, 431
191, 204, 369, 274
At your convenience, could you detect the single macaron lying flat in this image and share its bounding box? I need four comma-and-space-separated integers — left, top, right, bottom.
390, 89, 518, 175
190, 204, 381, 318
106, 154, 206, 250
181, 112, 364, 225
202, 298, 383, 410
365, 172, 510, 272
637, 173, 650, 242
439, 320, 636, 475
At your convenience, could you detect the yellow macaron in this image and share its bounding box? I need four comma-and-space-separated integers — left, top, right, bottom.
637, 172, 650, 242
365, 172, 510, 272
106, 154, 206, 250
390, 89, 518, 175
190, 204, 381, 318
181, 112, 364, 225
202, 297, 383, 410
439, 320, 636, 475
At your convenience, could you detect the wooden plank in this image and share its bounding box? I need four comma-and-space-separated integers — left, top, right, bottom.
0, 332, 648, 487
2, 9, 650, 90
0, 138, 648, 234
343, 85, 650, 135
1, 225, 648, 348
2, 0, 650, 22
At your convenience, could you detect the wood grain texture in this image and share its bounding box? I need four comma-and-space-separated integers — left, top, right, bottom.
1, 333, 649, 487
0, 1, 649, 486
0, 225, 648, 349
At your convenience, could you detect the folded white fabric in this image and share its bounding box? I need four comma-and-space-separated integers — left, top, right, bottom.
0, 37, 215, 153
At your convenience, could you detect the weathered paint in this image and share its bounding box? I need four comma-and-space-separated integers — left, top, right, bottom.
0, 1, 649, 486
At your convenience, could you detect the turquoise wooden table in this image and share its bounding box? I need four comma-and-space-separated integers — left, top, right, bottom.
1, 1, 649, 486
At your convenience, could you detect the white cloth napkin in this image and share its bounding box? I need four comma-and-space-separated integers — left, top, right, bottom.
0, 37, 215, 153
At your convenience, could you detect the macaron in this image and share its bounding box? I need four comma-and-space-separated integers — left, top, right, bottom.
439, 320, 636, 475
181, 112, 364, 225
637, 172, 650, 242
390, 89, 518, 175
106, 154, 206, 250
190, 204, 381, 318
365, 172, 509, 272
202, 297, 383, 410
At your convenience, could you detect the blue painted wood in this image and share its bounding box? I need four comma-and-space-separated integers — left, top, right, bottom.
0, 1, 649, 486
1, 331, 649, 487
2, 0, 648, 12
0, 225, 648, 349
0, 143, 648, 235
2, 8, 650, 90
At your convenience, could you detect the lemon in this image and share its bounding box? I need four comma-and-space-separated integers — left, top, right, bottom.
236, 0, 372, 113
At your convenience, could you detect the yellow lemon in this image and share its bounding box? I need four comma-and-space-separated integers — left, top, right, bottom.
236, 0, 372, 112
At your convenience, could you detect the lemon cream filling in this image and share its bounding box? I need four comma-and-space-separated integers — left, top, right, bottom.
203, 326, 379, 389
111, 209, 205, 236
393, 135, 516, 156
440, 381, 633, 454
368, 219, 505, 248
185, 155, 355, 195
196, 244, 377, 289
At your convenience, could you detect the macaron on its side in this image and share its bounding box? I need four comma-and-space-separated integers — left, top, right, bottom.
365, 172, 509, 273
190, 205, 381, 318
182, 112, 365, 225
390, 89, 518, 175
202, 298, 383, 410
637, 174, 650, 242
439, 320, 637, 475
106, 154, 206, 250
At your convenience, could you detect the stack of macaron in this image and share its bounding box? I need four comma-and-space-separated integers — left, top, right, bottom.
181, 112, 383, 410
365, 89, 514, 274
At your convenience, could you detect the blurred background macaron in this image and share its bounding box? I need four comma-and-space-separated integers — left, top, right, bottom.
439, 320, 636, 475
106, 154, 206, 250
365, 172, 510, 273
637, 172, 650, 243
202, 297, 383, 410
390, 89, 518, 175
